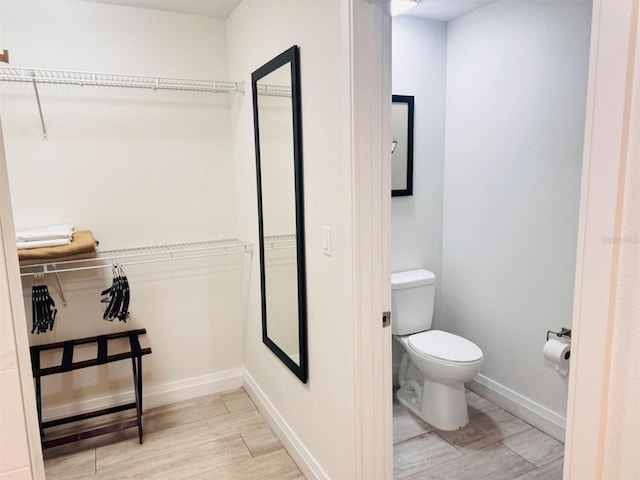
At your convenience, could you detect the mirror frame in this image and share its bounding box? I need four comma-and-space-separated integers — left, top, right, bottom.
251, 45, 308, 383
391, 94, 415, 197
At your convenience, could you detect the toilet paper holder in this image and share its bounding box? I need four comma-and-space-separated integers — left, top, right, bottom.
546, 327, 572, 341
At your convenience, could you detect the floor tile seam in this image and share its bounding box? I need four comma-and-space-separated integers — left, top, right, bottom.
139, 409, 262, 439
142, 408, 232, 432
239, 430, 255, 458
94, 431, 250, 465
144, 396, 225, 412
498, 428, 565, 468
192, 447, 287, 479
497, 441, 540, 472
433, 430, 468, 455
144, 400, 232, 418
94, 433, 252, 476
417, 438, 493, 475
533, 454, 565, 469
447, 435, 523, 458
224, 406, 259, 415
394, 440, 466, 480
496, 425, 541, 449
392, 429, 438, 447
96, 453, 255, 480
467, 403, 500, 418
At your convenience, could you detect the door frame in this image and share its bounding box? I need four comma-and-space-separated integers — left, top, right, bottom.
349, 0, 393, 478
563, 0, 638, 478
0, 117, 45, 478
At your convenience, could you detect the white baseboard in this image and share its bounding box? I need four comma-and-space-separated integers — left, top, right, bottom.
242, 369, 328, 480
467, 374, 566, 442
42, 368, 243, 422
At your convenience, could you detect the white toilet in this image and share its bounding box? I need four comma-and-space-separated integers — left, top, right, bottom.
392, 269, 483, 430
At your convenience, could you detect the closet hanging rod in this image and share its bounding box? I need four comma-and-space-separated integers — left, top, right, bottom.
19, 239, 253, 277
0, 66, 244, 94
20, 251, 246, 277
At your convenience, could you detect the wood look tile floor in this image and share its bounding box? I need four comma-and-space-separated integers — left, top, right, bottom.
43, 388, 304, 479
393, 389, 565, 480
44, 387, 563, 480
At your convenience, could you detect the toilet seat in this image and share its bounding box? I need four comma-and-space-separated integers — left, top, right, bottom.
408, 330, 483, 365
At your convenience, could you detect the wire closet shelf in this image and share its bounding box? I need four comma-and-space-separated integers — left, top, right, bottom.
262, 234, 297, 250
19, 239, 254, 277
256, 84, 292, 98
0, 66, 244, 93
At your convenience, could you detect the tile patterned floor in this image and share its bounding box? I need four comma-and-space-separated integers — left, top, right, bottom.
44, 387, 563, 479
393, 389, 565, 479
43, 389, 304, 479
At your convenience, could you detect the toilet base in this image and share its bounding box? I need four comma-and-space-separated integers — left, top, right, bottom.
397, 378, 469, 431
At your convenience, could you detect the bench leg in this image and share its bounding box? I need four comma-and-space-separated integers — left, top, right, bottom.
35, 376, 44, 441
131, 355, 144, 444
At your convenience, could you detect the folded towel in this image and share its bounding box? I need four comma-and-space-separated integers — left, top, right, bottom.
19, 250, 99, 267
18, 230, 98, 263
16, 224, 74, 243
17, 238, 71, 250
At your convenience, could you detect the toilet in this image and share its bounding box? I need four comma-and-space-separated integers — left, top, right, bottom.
392, 269, 483, 431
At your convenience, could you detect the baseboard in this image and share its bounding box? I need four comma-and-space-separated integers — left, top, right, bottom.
242, 369, 329, 480
467, 374, 566, 442
42, 368, 243, 422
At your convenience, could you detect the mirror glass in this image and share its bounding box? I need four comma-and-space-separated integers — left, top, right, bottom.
252, 46, 307, 383
391, 95, 414, 196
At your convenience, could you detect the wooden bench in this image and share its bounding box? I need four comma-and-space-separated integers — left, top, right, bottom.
29, 329, 152, 449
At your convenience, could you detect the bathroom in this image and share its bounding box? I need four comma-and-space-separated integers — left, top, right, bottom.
389, 0, 592, 477
0, 0, 637, 479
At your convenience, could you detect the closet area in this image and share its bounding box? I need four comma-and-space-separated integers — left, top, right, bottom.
0, 0, 253, 454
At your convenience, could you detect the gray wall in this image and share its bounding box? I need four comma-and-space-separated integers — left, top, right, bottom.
391, 16, 447, 376
440, 0, 592, 417
391, 16, 447, 293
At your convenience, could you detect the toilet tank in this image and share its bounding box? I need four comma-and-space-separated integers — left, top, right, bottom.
391, 269, 436, 336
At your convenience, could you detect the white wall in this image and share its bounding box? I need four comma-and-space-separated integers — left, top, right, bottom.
0, 0, 246, 416
441, 0, 592, 425
227, 1, 361, 478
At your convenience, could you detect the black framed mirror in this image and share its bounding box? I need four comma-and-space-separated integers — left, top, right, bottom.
391, 95, 414, 197
252, 46, 308, 383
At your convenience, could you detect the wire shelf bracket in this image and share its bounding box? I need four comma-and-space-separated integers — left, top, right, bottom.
0, 66, 245, 140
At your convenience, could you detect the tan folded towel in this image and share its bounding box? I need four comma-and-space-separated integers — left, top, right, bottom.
19, 230, 98, 264
19, 250, 99, 267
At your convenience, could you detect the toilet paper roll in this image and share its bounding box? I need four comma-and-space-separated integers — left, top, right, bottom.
543, 337, 571, 376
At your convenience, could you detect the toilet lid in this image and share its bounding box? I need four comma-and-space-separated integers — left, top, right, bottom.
408, 330, 483, 363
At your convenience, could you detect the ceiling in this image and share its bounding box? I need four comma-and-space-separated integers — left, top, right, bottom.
83, 0, 493, 21
407, 0, 496, 22
82, 0, 241, 19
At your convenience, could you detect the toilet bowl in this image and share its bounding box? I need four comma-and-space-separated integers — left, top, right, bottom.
395, 331, 483, 430
392, 269, 484, 430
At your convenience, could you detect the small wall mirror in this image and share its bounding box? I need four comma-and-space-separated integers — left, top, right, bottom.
252, 46, 308, 383
391, 95, 414, 197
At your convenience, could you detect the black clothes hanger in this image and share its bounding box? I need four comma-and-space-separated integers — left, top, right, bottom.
101, 264, 130, 322
31, 273, 57, 334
